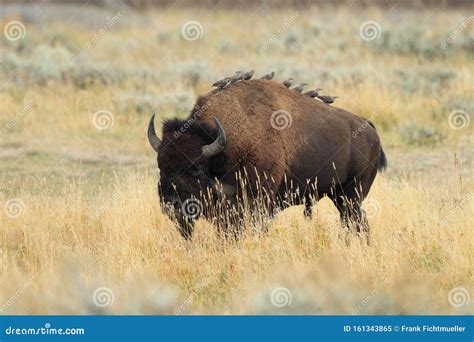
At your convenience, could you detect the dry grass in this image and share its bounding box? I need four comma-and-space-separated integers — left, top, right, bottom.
1, 170, 473, 314
0, 4, 473, 314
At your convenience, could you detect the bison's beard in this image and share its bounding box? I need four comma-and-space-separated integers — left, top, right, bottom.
160, 201, 196, 240
175, 214, 195, 240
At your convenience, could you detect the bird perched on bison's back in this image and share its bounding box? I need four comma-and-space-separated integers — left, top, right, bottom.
212, 71, 241, 89
212, 77, 232, 89
292, 83, 308, 93
260, 71, 275, 80
304, 88, 323, 98
242, 70, 255, 80
318, 95, 339, 104
231, 70, 242, 83
229, 71, 243, 84
282, 78, 294, 88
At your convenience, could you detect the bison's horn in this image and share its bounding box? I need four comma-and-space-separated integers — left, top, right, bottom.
202, 117, 227, 158
147, 114, 161, 153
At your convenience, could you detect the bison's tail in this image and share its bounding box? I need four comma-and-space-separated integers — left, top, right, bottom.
378, 148, 387, 172
367, 120, 387, 172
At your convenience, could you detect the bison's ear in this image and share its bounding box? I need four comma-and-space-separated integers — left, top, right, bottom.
202, 117, 227, 158
147, 114, 161, 153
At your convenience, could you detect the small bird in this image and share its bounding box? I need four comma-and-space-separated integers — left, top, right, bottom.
260, 71, 275, 80
212, 77, 232, 89
242, 69, 255, 80
304, 88, 323, 98
282, 78, 294, 88
292, 83, 308, 93
229, 71, 243, 84
317, 95, 339, 104
212, 70, 242, 89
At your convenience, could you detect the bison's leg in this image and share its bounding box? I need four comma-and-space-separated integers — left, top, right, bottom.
334, 195, 369, 242
177, 220, 195, 240
303, 196, 312, 219
330, 170, 377, 244
331, 194, 369, 245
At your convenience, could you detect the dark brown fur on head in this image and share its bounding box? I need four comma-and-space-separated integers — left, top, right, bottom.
157, 118, 228, 238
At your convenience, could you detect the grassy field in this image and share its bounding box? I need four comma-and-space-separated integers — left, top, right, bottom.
0, 3, 473, 314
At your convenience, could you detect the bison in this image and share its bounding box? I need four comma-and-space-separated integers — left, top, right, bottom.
148, 78, 386, 242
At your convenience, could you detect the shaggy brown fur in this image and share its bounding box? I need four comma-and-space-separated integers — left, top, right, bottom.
152, 79, 387, 241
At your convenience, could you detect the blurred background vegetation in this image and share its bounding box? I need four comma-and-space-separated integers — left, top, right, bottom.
2, 0, 473, 7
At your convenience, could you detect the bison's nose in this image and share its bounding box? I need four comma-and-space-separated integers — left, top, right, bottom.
171, 198, 181, 209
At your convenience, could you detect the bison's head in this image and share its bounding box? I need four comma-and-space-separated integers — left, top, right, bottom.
147, 114, 227, 238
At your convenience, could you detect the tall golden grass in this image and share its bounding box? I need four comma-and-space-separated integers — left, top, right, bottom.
1, 168, 472, 314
